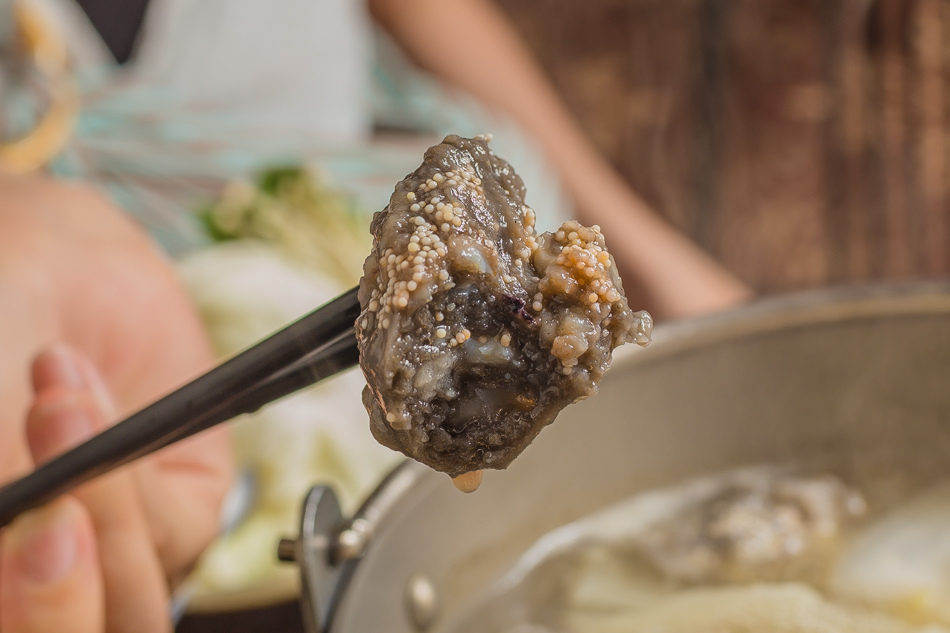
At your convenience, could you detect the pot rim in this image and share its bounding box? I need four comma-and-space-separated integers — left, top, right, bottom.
612, 279, 950, 369
323, 279, 950, 632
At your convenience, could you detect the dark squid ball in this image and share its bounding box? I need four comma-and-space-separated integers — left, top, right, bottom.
356, 135, 651, 479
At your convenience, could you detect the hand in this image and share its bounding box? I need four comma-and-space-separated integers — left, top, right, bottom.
2, 347, 179, 632
0, 173, 232, 601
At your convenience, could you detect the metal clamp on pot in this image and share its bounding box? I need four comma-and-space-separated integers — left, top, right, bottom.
277, 461, 427, 633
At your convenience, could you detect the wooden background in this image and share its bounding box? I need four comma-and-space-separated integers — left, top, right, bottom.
496, 0, 950, 294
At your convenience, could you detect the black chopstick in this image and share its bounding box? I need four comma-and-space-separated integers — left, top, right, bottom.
0, 288, 362, 528
158, 328, 360, 450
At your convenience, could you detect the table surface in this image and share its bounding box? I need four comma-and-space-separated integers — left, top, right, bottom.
176, 601, 305, 633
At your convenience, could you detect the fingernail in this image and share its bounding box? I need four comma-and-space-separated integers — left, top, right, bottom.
10, 502, 79, 584
43, 345, 85, 389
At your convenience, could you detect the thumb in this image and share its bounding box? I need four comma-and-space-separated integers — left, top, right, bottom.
0, 497, 103, 633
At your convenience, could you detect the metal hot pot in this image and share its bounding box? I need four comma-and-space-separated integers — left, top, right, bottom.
276, 281, 950, 633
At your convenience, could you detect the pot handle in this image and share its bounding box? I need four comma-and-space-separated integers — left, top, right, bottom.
277, 462, 428, 633
277, 485, 346, 633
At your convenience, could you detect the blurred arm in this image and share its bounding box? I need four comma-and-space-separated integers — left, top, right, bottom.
369, 0, 752, 319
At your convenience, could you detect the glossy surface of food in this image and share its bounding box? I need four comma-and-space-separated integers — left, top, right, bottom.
356, 135, 650, 477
